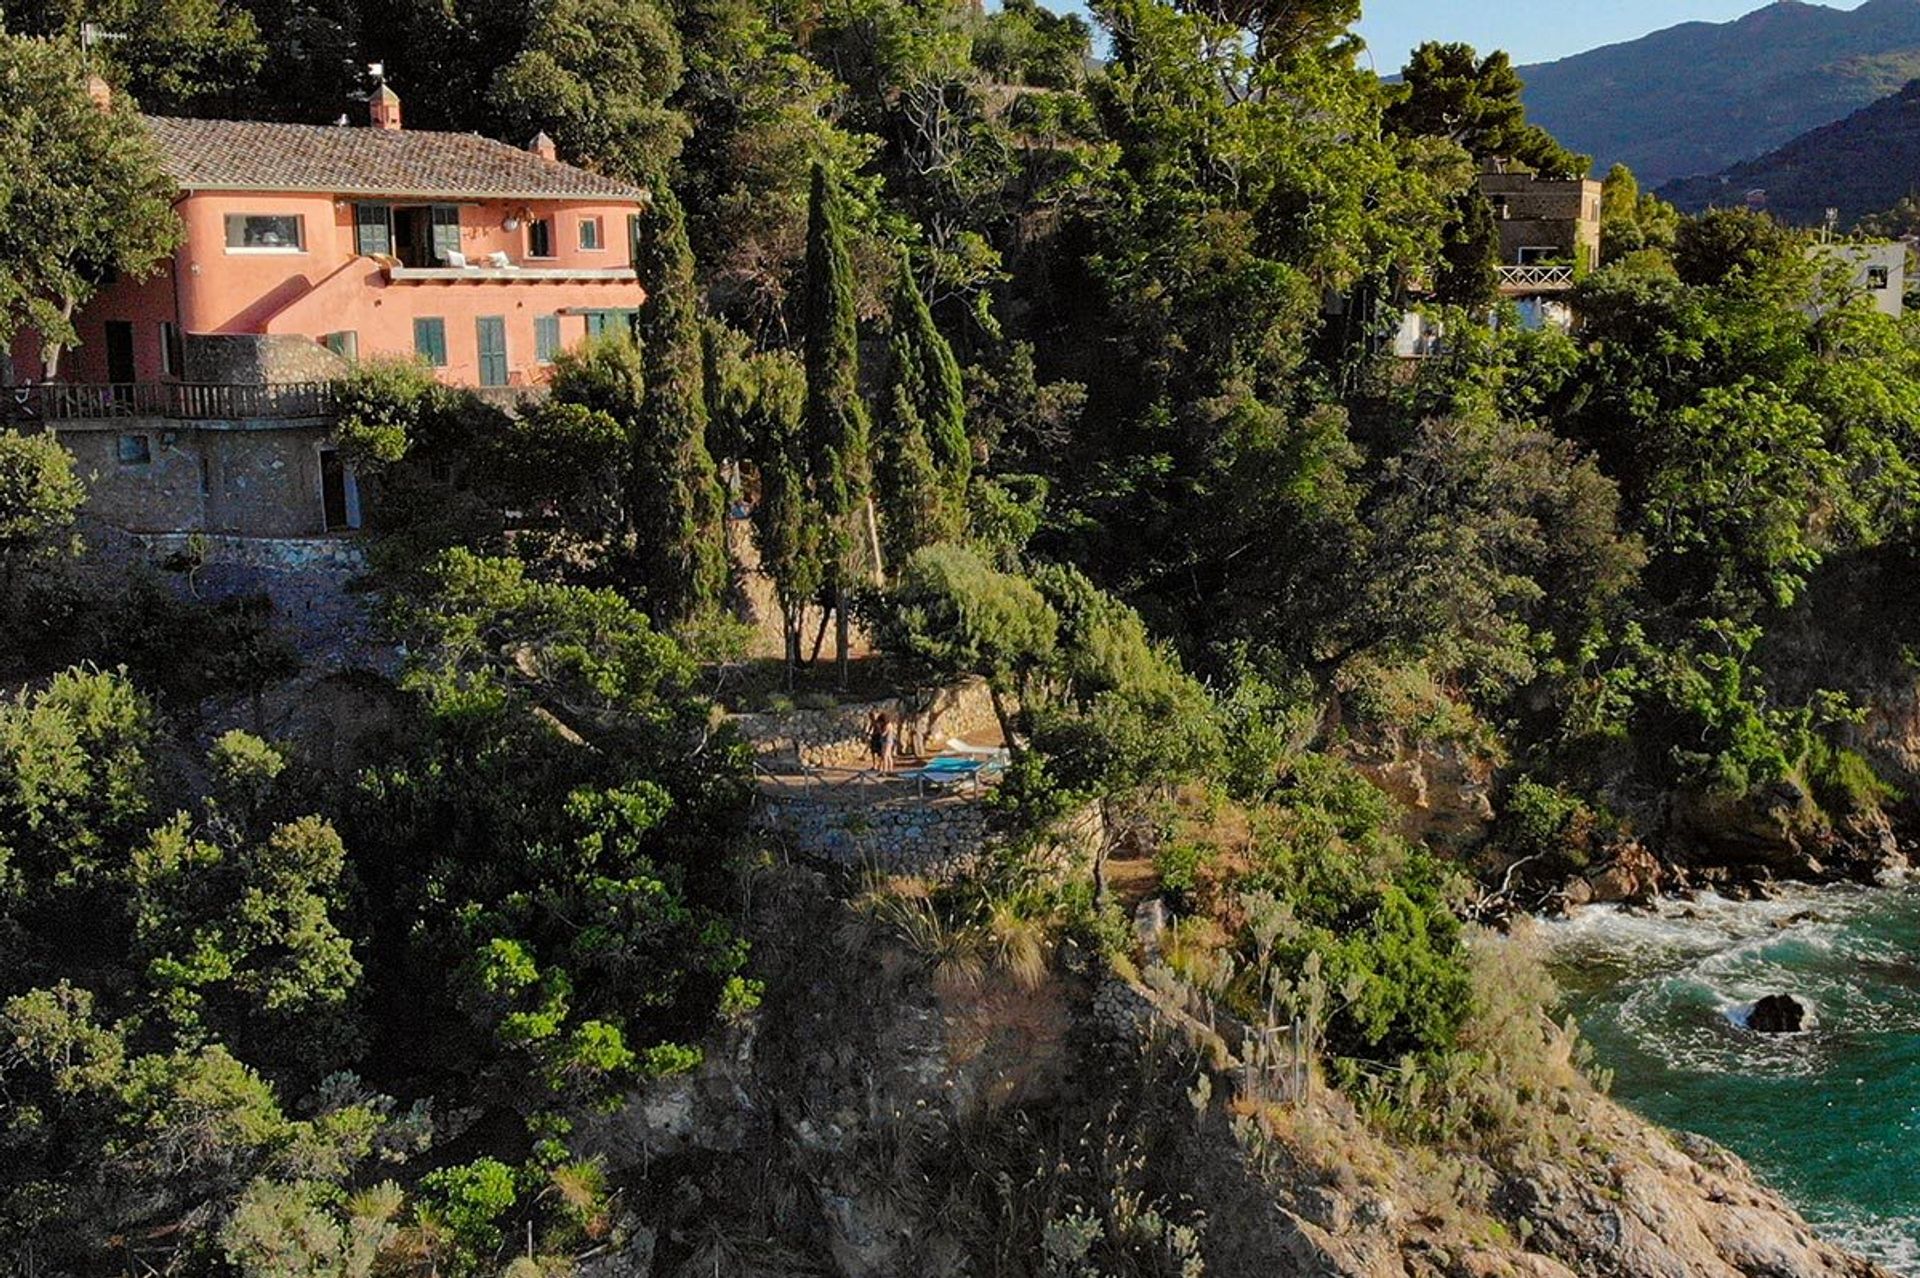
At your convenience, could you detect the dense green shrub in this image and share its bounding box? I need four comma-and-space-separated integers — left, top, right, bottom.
1493, 777, 1599, 876
1152, 840, 1209, 910
1801, 737, 1899, 818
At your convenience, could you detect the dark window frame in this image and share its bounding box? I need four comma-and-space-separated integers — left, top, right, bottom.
159, 321, 184, 378
117, 433, 152, 466
527, 217, 555, 259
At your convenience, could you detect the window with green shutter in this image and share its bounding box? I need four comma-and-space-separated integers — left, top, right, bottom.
535, 314, 561, 364
413, 317, 447, 367
354, 203, 392, 257
584, 309, 638, 340
430, 204, 462, 263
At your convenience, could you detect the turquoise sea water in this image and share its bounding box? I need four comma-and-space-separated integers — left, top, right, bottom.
1544, 885, 1920, 1275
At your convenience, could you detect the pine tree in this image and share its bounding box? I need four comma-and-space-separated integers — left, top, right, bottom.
631, 179, 729, 623
876, 254, 970, 565
802, 163, 874, 682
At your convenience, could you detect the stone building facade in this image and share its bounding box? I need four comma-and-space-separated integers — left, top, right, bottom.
50, 419, 341, 538
1473, 162, 1604, 332
1477, 165, 1604, 274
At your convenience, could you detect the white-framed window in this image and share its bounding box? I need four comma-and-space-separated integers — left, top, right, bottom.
527, 217, 555, 259
579, 215, 604, 251
224, 213, 305, 252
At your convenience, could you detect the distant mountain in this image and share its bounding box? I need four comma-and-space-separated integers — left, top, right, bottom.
1515, 0, 1920, 184
1657, 79, 1920, 224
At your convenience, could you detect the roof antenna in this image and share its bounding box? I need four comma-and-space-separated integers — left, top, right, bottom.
79, 21, 125, 66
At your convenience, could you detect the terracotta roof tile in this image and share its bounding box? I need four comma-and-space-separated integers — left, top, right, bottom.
141, 116, 650, 203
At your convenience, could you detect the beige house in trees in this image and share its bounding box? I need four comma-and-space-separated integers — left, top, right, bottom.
1476, 161, 1603, 331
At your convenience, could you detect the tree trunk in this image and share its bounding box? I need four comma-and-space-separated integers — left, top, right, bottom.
864, 497, 885, 585
985, 682, 1019, 757
1093, 799, 1112, 909
808, 601, 832, 665
782, 600, 803, 687
41, 295, 77, 379
834, 583, 850, 689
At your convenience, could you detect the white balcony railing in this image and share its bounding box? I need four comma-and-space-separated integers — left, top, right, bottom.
385, 264, 640, 284
1497, 264, 1577, 292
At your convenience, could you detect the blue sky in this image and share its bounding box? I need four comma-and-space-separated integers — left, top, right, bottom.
1040, 1, 1871, 69
1350, 0, 1867, 70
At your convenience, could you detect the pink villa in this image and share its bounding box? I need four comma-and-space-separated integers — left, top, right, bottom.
6, 84, 651, 540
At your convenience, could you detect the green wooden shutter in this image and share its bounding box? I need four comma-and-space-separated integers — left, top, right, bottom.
413, 317, 447, 366
628, 213, 643, 270
430, 204, 462, 263
535, 314, 560, 363
354, 203, 392, 257
584, 309, 638, 341
476, 316, 508, 386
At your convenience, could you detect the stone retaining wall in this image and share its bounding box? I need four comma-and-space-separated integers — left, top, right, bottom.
737, 678, 1003, 770
135, 531, 368, 571
755, 790, 1103, 883
755, 794, 994, 879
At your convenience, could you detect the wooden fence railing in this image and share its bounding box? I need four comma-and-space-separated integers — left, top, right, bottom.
3, 381, 336, 422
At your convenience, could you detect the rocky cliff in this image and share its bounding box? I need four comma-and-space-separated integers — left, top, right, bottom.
564, 866, 1888, 1277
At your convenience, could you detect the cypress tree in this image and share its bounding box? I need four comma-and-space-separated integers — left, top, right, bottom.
632, 179, 730, 623
1435, 187, 1502, 310
877, 253, 970, 565
743, 352, 822, 671
802, 163, 874, 681
877, 384, 945, 569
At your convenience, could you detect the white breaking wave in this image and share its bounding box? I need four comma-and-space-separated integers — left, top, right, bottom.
1542, 883, 1920, 1276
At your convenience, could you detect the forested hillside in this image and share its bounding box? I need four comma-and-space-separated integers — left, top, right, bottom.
1660, 77, 1920, 224
1515, 0, 1920, 182
3, 0, 1920, 1273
